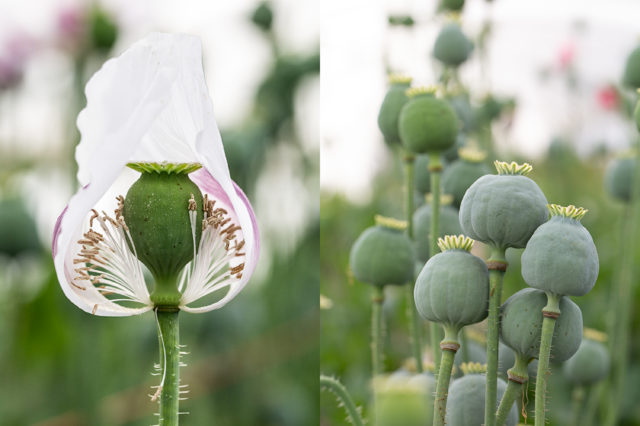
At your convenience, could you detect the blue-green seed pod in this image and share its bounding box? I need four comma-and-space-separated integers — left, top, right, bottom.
604, 154, 636, 203
414, 155, 431, 194
374, 373, 434, 426
500, 288, 583, 362
414, 236, 489, 327
459, 161, 548, 250
623, 46, 640, 88
454, 340, 487, 378
350, 217, 414, 287
378, 75, 413, 146
498, 342, 516, 377
413, 197, 462, 262
445, 371, 518, 426
433, 23, 473, 68
563, 332, 610, 386
442, 148, 491, 208
398, 88, 459, 154
521, 204, 598, 297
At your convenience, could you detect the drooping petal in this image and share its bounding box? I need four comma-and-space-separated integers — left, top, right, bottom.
54, 32, 260, 316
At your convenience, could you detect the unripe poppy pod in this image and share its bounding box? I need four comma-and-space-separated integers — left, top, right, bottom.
459, 161, 548, 250
378, 75, 412, 146
438, 0, 465, 12
521, 204, 598, 297
373, 374, 435, 426
441, 147, 491, 208
604, 154, 636, 203
413, 195, 462, 262
500, 288, 583, 362
349, 216, 414, 287
563, 332, 610, 386
623, 45, 640, 88
414, 235, 489, 327
398, 87, 459, 155
445, 366, 518, 426
433, 23, 473, 68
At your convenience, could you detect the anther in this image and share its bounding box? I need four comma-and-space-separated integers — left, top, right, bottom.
188, 194, 197, 211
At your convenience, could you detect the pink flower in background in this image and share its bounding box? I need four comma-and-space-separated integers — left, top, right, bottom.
56, 4, 87, 52
0, 32, 37, 91
596, 85, 619, 110
557, 41, 576, 70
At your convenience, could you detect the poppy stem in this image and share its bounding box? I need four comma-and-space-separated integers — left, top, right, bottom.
496, 352, 529, 426
429, 153, 444, 372
320, 375, 365, 426
372, 286, 385, 377
534, 292, 561, 426
156, 308, 181, 425
433, 324, 459, 426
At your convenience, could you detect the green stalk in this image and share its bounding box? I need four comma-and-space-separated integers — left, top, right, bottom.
372, 286, 385, 377
570, 386, 585, 426
156, 308, 180, 426
484, 247, 507, 426
582, 384, 601, 426
403, 151, 423, 373
534, 292, 562, 426
496, 353, 529, 426
320, 375, 365, 426
433, 324, 460, 426
429, 153, 443, 372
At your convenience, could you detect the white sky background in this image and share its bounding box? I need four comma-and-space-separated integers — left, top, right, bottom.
0, 0, 319, 258
321, 0, 640, 202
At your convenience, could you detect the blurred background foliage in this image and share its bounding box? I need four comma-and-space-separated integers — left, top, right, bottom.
0, 1, 318, 424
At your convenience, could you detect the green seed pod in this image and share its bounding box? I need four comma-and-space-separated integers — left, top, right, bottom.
413, 197, 462, 262
500, 288, 583, 361
498, 342, 516, 377
374, 374, 434, 426
398, 88, 459, 154
521, 204, 598, 297
622, 46, 640, 88
563, 334, 610, 386
89, 6, 118, 52
604, 154, 636, 202
414, 235, 489, 327
447, 92, 476, 133
414, 155, 431, 194
438, 0, 465, 13
349, 216, 414, 287
454, 340, 487, 377
433, 23, 473, 68
445, 371, 518, 426
250, 1, 273, 32
122, 163, 204, 304
378, 75, 412, 146
442, 133, 466, 163
441, 148, 491, 208
459, 161, 548, 250
0, 197, 41, 257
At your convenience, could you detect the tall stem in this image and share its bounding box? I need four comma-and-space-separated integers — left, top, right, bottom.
156, 308, 180, 426
570, 386, 585, 426
496, 352, 529, 426
429, 153, 443, 372
372, 286, 385, 377
403, 151, 423, 373
582, 384, 601, 426
534, 292, 561, 426
484, 247, 507, 426
320, 375, 365, 426
433, 324, 460, 426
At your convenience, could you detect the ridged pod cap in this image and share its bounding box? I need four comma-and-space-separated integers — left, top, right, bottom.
500, 288, 583, 361
521, 205, 598, 297
378, 75, 413, 146
413, 200, 462, 262
459, 161, 548, 249
398, 88, 459, 154
433, 23, 473, 68
623, 46, 640, 88
374, 374, 435, 426
414, 236, 489, 327
563, 334, 610, 385
442, 148, 491, 208
604, 154, 636, 202
445, 373, 518, 426
349, 217, 414, 287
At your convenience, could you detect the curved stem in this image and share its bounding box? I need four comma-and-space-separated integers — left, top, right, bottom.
372, 286, 385, 377
156, 309, 180, 426
403, 151, 424, 373
429, 153, 443, 372
496, 353, 529, 426
534, 292, 561, 426
433, 324, 460, 426
484, 247, 507, 426
320, 375, 365, 426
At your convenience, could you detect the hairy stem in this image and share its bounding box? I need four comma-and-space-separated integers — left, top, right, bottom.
429, 153, 443, 372
534, 292, 561, 426
484, 247, 507, 426
496, 352, 529, 426
156, 308, 180, 426
433, 324, 460, 426
320, 375, 365, 426
372, 286, 385, 377
403, 151, 423, 373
